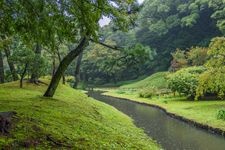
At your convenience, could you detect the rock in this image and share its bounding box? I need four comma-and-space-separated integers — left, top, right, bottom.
0, 111, 17, 135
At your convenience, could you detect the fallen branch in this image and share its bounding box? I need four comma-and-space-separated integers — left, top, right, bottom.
27, 79, 48, 86
37, 80, 48, 85
46, 135, 72, 148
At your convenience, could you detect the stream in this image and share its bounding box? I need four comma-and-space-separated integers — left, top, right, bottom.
88, 91, 225, 150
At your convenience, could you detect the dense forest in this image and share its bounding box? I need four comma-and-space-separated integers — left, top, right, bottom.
0, 0, 225, 149
78, 0, 225, 85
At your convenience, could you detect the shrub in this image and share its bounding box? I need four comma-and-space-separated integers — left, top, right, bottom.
196, 67, 225, 100
157, 88, 171, 95
139, 87, 171, 98
170, 49, 188, 71
168, 66, 206, 98
79, 82, 87, 90
217, 109, 225, 120
205, 37, 225, 68
116, 90, 126, 94
66, 76, 75, 83
139, 87, 157, 98
187, 47, 208, 66
195, 37, 225, 100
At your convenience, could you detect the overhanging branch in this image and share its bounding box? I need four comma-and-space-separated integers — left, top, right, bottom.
90, 38, 123, 51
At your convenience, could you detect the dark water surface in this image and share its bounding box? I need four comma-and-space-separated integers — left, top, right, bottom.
89, 91, 225, 150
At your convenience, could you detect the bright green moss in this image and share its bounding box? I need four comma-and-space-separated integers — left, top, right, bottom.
0, 81, 159, 149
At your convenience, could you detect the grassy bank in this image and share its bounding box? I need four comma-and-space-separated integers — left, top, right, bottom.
103, 87, 225, 132
0, 81, 159, 149
100, 71, 225, 132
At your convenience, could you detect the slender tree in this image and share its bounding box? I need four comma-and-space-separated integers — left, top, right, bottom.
30, 43, 42, 83
10, 43, 35, 88
4, 48, 18, 81
20, 63, 28, 88
0, 51, 4, 83
73, 52, 83, 88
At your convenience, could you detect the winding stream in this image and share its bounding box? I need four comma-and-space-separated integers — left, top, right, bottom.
89, 91, 225, 150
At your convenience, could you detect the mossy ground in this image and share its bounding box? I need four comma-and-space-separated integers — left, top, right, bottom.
0, 81, 159, 149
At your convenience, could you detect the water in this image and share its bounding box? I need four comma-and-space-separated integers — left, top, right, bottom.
89, 92, 225, 150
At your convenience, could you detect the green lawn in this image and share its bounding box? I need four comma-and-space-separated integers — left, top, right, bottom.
104, 89, 225, 131
0, 81, 159, 149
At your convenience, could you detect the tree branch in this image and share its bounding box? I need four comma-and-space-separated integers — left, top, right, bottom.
90, 38, 123, 51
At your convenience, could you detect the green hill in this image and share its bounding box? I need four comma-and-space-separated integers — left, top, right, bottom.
121, 72, 168, 89
0, 81, 159, 149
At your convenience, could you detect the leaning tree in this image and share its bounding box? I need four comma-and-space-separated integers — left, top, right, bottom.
44, 0, 135, 97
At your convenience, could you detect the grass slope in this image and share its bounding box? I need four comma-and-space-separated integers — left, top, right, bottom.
120, 72, 168, 89
93, 75, 148, 88
0, 81, 159, 149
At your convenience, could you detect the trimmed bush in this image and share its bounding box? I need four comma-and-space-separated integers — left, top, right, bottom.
139, 87, 157, 98
139, 87, 171, 98
66, 76, 75, 83
217, 109, 225, 120
168, 66, 206, 98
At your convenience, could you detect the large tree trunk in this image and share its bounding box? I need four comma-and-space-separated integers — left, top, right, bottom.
0, 51, 4, 83
73, 52, 83, 88
56, 49, 66, 84
44, 37, 88, 97
30, 43, 41, 83
52, 52, 56, 76
4, 48, 18, 81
